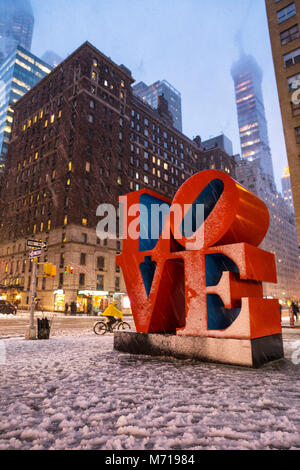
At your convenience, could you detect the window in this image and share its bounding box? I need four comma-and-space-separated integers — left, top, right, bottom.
280, 24, 299, 45
284, 48, 300, 67
79, 273, 85, 286
80, 253, 86, 265
97, 256, 105, 270
96, 275, 104, 290
115, 277, 120, 291
88, 114, 94, 123
288, 72, 300, 90
277, 3, 296, 24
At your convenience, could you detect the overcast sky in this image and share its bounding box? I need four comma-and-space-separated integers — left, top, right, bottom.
31, 0, 287, 190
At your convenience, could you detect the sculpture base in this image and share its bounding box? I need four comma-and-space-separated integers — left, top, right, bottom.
114, 331, 284, 368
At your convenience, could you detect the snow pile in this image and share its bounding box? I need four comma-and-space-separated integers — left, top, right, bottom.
0, 334, 299, 450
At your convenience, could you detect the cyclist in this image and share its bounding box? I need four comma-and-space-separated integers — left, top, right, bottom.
101, 301, 123, 331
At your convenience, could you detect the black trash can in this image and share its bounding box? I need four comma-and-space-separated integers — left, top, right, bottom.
37, 317, 51, 340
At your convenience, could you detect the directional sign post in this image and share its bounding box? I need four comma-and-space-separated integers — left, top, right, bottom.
26, 240, 47, 340
27, 239, 47, 249
29, 249, 42, 259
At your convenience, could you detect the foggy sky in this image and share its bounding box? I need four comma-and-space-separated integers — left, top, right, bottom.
30, 0, 287, 190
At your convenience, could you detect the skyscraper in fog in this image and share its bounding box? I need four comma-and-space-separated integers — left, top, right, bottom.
133, 80, 183, 132
0, 0, 34, 64
231, 54, 275, 181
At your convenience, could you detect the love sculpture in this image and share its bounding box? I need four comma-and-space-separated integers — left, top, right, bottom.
115, 170, 284, 367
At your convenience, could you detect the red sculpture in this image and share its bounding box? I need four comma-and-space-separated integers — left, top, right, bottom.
117, 170, 281, 342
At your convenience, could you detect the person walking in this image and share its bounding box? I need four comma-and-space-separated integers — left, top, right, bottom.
87, 302, 92, 316
291, 302, 299, 322
64, 302, 69, 315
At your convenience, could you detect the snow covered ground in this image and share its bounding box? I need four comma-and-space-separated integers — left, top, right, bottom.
0, 332, 299, 450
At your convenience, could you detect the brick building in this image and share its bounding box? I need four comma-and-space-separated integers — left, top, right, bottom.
0, 41, 236, 312
265, 0, 300, 245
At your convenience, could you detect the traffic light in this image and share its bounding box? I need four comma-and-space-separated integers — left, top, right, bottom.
64, 265, 74, 274
43, 263, 56, 278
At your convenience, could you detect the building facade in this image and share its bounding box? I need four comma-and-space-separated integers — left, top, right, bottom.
265, 0, 300, 245
282, 166, 295, 211
0, 0, 34, 64
132, 79, 183, 132
236, 158, 300, 303
0, 45, 52, 170
0, 42, 237, 313
231, 54, 275, 180
201, 134, 234, 156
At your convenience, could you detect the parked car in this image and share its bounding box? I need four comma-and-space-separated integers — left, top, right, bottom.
0, 300, 17, 315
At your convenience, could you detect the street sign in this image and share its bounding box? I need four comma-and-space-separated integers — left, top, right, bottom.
27, 239, 47, 249
29, 249, 42, 259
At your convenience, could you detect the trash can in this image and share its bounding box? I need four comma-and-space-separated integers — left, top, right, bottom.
37, 317, 51, 339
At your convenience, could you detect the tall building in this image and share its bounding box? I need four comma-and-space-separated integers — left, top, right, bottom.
231, 50, 300, 303
1, 42, 233, 312
236, 158, 300, 302
41, 51, 63, 69
231, 54, 275, 180
133, 79, 183, 132
0, 45, 52, 169
282, 166, 295, 211
0, 0, 34, 64
265, 0, 300, 245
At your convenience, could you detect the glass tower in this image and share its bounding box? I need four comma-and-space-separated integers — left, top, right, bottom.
0, 45, 51, 169
133, 80, 183, 132
0, 0, 34, 64
231, 54, 275, 181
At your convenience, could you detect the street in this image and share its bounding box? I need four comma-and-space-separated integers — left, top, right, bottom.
0, 312, 134, 339
0, 316, 299, 450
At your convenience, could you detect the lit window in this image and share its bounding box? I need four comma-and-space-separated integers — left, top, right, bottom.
117, 176, 122, 185
82, 218, 87, 226
48, 220, 51, 231
85, 162, 90, 172
44, 120, 48, 128
50, 114, 55, 123
58, 110, 62, 119
68, 161, 72, 171
64, 215, 68, 226
40, 222, 44, 232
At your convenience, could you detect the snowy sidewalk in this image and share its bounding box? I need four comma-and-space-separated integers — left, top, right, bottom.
0, 333, 299, 450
